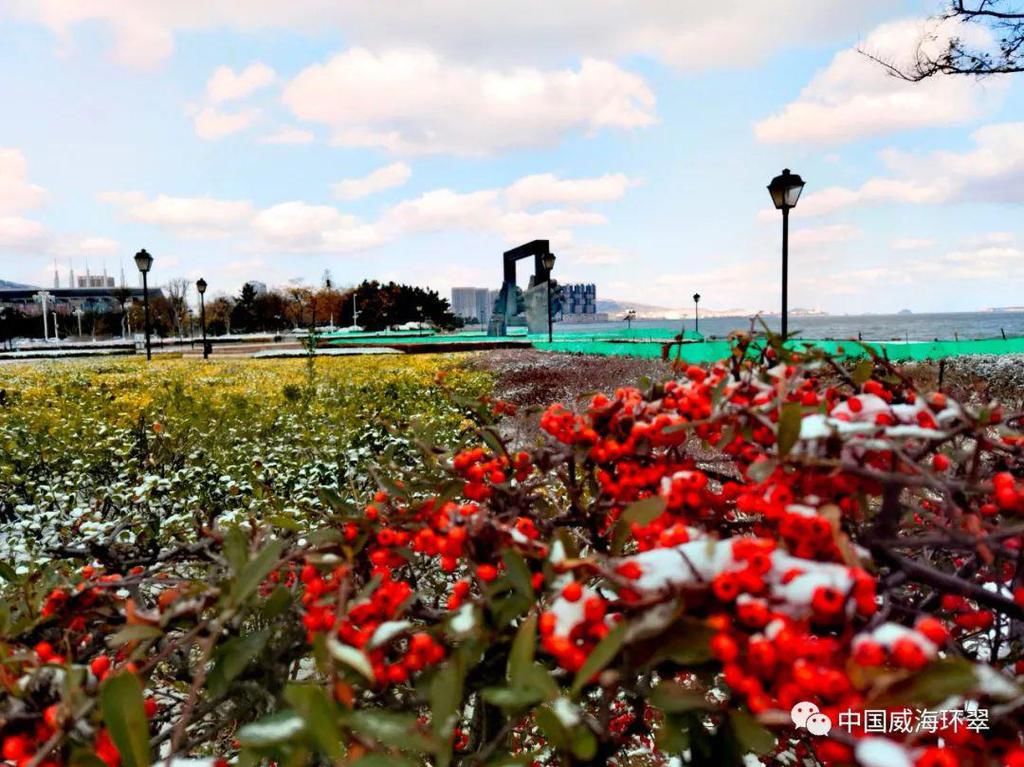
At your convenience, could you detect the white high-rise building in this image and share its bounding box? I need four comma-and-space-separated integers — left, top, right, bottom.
451, 287, 493, 324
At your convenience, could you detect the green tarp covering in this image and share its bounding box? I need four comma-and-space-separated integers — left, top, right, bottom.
322, 326, 1024, 361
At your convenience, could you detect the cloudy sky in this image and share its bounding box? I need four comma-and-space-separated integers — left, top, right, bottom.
0, 0, 1022, 313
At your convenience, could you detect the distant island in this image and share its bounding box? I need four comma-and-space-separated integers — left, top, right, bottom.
598, 299, 830, 320
898, 309, 913, 315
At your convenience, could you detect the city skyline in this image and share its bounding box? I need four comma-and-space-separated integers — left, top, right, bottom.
1, 2, 1023, 313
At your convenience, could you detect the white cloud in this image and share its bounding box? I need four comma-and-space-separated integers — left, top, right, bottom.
282, 49, 655, 155
0, 216, 47, 250
11, 1, 893, 71
206, 62, 276, 103
382, 188, 503, 233
378, 182, 610, 246
96, 169, 633, 255
0, 148, 45, 213
504, 173, 634, 210
250, 201, 385, 253
891, 237, 934, 250
260, 127, 315, 145
496, 209, 605, 247
754, 18, 1004, 144
564, 244, 628, 265
793, 122, 1024, 216
192, 106, 261, 140
332, 162, 412, 200
77, 236, 120, 255
100, 191, 255, 237
790, 223, 860, 247
0, 148, 47, 252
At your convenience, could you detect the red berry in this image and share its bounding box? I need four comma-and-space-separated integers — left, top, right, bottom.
90, 655, 112, 677
562, 582, 583, 602
476, 564, 498, 582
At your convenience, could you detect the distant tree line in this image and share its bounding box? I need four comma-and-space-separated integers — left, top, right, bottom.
0, 279, 463, 342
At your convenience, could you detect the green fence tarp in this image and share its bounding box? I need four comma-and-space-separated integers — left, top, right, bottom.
321, 326, 1024, 361
532, 336, 1024, 361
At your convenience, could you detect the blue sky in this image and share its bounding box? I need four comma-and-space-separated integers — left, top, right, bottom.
0, 0, 1022, 313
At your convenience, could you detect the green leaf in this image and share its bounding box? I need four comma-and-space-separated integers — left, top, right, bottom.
729, 709, 775, 755
0, 560, 17, 581
746, 458, 776, 483
519, 663, 559, 700
612, 497, 667, 554
638, 618, 715, 667
261, 584, 292, 619
481, 686, 547, 709
68, 748, 111, 767
318, 486, 357, 516
874, 658, 979, 708
238, 710, 305, 748
266, 515, 302, 532
650, 681, 713, 713
851, 358, 873, 386
99, 673, 150, 767
656, 712, 693, 754
507, 614, 536, 686
621, 496, 666, 526
534, 706, 570, 750
327, 638, 376, 683
345, 710, 434, 752
430, 655, 465, 756
776, 402, 802, 459
570, 727, 597, 761
491, 592, 531, 628
230, 538, 285, 606
284, 684, 344, 761
502, 550, 534, 601
208, 630, 269, 698
353, 756, 418, 767
223, 525, 249, 574
107, 625, 163, 647
571, 621, 627, 696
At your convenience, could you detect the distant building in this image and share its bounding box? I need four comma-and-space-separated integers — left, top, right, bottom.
562, 283, 597, 316
246, 280, 268, 296
77, 274, 115, 288
451, 287, 493, 325
0, 286, 161, 316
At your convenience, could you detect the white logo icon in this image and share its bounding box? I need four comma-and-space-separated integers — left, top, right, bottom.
791, 702, 832, 735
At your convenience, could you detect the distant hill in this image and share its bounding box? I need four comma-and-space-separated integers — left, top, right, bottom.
0, 279, 36, 289
597, 298, 803, 320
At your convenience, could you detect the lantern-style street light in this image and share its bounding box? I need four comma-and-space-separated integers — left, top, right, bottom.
767, 169, 805, 340
693, 293, 701, 335
133, 249, 154, 361
196, 277, 209, 360
542, 252, 556, 343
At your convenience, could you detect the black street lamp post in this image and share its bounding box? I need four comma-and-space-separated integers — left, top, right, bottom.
693, 293, 701, 335
767, 168, 805, 340
416, 304, 424, 337
542, 252, 556, 343
133, 248, 154, 361
196, 277, 209, 359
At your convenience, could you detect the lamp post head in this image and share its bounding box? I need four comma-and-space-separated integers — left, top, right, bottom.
767, 168, 805, 211
693, 293, 701, 304
133, 249, 153, 273
542, 252, 556, 272
196, 277, 207, 295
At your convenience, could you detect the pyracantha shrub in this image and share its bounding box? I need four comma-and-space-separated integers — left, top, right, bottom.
5, 335, 1024, 766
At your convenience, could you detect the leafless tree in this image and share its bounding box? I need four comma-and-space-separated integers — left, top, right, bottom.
864, 1, 1024, 80
164, 278, 190, 340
